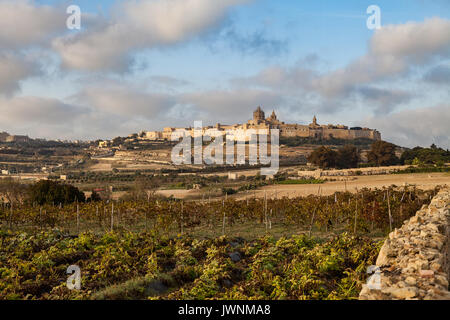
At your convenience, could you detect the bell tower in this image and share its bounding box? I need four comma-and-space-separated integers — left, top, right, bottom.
253, 106, 265, 122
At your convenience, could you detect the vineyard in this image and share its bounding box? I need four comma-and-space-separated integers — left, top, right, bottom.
0, 186, 441, 300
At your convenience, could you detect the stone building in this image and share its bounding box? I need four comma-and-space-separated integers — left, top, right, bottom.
0, 132, 30, 143
143, 107, 381, 141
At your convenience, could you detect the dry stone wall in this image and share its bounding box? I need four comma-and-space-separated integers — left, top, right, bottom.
359, 187, 450, 300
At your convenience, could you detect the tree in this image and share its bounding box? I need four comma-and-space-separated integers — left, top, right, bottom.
336, 145, 360, 169
400, 145, 450, 165
28, 180, 85, 205
307, 146, 337, 169
88, 190, 102, 202
0, 178, 28, 205
367, 141, 399, 166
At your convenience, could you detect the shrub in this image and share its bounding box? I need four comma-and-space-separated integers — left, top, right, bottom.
28, 180, 85, 205
308, 147, 337, 169
367, 141, 399, 166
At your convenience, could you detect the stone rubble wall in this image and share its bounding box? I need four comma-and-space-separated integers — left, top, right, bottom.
359, 187, 450, 300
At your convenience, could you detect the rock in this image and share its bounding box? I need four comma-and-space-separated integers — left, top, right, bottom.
391, 287, 418, 299
430, 262, 442, 272
359, 188, 450, 301
376, 242, 394, 266
434, 275, 449, 288
414, 260, 429, 270
410, 216, 421, 224
405, 277, 416, 286
419, 270, 434, 278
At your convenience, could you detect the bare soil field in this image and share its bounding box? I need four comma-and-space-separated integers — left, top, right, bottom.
246, 172, 450, 199
152, 172, 449, 201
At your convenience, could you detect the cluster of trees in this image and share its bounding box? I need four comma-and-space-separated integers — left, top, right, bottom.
308, 141, 400, 169
367, 141, 400, 166
280, 136, 375, 147
28, 180, 86, 205
400, 144, 450, 165
307, 145, 360, 169
0, 179, 102, 206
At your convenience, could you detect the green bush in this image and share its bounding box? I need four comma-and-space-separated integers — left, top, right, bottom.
28, 180, 85, 205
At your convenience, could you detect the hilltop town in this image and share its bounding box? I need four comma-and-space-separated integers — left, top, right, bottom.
99, 107, 381, 147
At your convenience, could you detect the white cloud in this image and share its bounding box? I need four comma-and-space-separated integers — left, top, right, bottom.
232, 18, 450, 116
74, 85, 176, 118
364, 104, 450, 149
0, 53, 40, 96
314, 17, 450, 98
53, 0, 251, 72
0, 0, 65, 49
370, 17, 450, 63
179, 88, 285, 124
0, 95, 83, 129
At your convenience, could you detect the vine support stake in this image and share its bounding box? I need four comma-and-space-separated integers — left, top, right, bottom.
371, 200, 375, 232
387, 190, 392, 232
222, 211, 226, 236
181, 201, 184, 235
76, 204, 79, 234
308, 208, 316, 238
354, 193, 358, 234
111, 202, 114, 232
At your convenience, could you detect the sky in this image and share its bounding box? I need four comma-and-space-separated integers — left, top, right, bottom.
0, 0, 449, 148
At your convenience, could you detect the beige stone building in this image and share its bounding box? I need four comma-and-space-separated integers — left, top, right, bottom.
143, 107, 381, 141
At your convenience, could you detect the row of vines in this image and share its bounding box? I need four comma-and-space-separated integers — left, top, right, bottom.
0, 186, 438, 237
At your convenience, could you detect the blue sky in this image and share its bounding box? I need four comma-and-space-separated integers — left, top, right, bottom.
1, 0, 450, 148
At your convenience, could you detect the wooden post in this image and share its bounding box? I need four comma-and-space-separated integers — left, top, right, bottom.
354, 194, 358, 234
371, 200, 375, 232
76, 204, 80, 234
309, 207, 316, 238
264, 191, 267, 227
222, 211, 226, 235
117, 208, 120, 228
269, 209, 272, 230
111, 202, 114, 232
96, 205, 99, 227
181, 201, 184, 235
145, 208, 148, 232
387, 190, 392, 232
104, 206, 107, 231
9, 203, 13, 229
